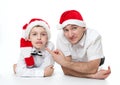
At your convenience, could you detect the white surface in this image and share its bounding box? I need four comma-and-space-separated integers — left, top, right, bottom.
0, 63, 116, 85
0, 0, 120, 85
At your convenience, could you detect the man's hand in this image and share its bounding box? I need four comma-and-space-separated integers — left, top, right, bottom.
91, 66, 111, 79
44, 65, 54, 77
46, 48, 67, 66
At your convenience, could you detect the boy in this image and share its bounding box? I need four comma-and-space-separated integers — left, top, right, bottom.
14, 18, 54, 77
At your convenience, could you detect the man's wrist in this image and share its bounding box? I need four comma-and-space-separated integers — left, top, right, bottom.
87, 73, 96, 79
62, 59, 70, 67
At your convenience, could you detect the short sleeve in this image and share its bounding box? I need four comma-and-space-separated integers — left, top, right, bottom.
87, 35, 104, 61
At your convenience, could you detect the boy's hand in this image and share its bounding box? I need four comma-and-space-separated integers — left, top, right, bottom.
44, 65, 54, 77
13, 64, 17, 74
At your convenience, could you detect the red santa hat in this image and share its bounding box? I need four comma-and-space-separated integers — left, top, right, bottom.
23, 18, 50, 40
58, 10, 86, 29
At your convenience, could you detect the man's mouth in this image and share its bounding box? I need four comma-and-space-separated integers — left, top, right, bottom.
69, 37, 76, 41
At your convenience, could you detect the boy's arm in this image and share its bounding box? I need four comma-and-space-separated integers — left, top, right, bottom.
15, 57, 45, 77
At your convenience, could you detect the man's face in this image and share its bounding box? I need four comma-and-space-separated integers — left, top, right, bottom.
28, 26, 48, 50
63, 24, 86, 45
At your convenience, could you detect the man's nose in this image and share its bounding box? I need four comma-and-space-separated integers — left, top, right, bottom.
68, 30, 74, 37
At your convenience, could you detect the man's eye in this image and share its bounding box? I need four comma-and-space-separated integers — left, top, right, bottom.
32, 33, 37, 36
64, 29, 68, 32
72, 27, 77, 30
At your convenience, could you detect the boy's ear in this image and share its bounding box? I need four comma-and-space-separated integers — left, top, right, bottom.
28, 38, 31, 41
27, 36, 31, 41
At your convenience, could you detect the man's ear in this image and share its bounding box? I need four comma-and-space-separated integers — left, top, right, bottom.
83, 27, 87, 31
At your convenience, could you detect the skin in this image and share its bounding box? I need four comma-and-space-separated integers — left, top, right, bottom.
28, 26, 54, 77
28, 26, 48, 50
46, 24, 111, 79
46, 48, 111, 79
63, 24, 86, 45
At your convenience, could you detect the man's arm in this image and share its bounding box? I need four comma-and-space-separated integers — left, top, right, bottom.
62, 56, 110, 79
46, 48, 100, 74
61, 66, 91, 78
61, 56, 92, 78
62, 54, 100, 74
61, 66, 111, 79
63, 58, 101, 74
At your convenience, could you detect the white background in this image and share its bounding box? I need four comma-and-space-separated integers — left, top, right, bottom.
0, 0, 120, 85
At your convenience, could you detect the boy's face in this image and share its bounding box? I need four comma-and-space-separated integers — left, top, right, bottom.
63, 24, 86, 45
28, 26, 48, 50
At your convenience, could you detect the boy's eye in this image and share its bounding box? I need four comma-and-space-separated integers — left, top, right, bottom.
41, 33, 47, 36
32, 33, 37, 36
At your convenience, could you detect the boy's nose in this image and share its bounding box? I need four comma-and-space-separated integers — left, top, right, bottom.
37, 35, 41, 39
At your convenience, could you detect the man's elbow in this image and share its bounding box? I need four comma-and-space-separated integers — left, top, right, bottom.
61, 66, 70, 75
90, 68, 98, 74
88, 65, 99, 74
87, 59, 100, 74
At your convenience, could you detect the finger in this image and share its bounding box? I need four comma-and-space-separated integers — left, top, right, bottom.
47, 65, 54, 69
102, 74, 109, 80
108, 66, 111, 73
56, 49, 64, 56
53, 50, 59, 54
13, 64, 17, 74
49, 65, 54, 68
104, 69, 111, 75
108, 66, 111, 71
45, 48, 54, 55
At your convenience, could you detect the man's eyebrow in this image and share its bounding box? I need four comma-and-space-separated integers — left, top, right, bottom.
71, 25, 78, 26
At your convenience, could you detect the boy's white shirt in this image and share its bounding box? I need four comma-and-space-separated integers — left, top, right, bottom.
16, 41, 54, 77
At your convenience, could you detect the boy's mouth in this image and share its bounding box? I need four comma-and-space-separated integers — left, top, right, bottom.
36, 41, 43, 44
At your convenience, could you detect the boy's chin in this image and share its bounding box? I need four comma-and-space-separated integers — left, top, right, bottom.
35, 46, 42, 50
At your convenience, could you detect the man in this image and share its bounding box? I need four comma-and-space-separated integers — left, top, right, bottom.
46, 10, 111, 79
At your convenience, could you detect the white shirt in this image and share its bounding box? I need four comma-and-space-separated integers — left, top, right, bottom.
16, 41, 54, 77
57, 28, 104, 62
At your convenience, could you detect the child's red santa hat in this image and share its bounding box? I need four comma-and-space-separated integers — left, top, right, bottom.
58, 10, 86, 29
23, 18, 50, 40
